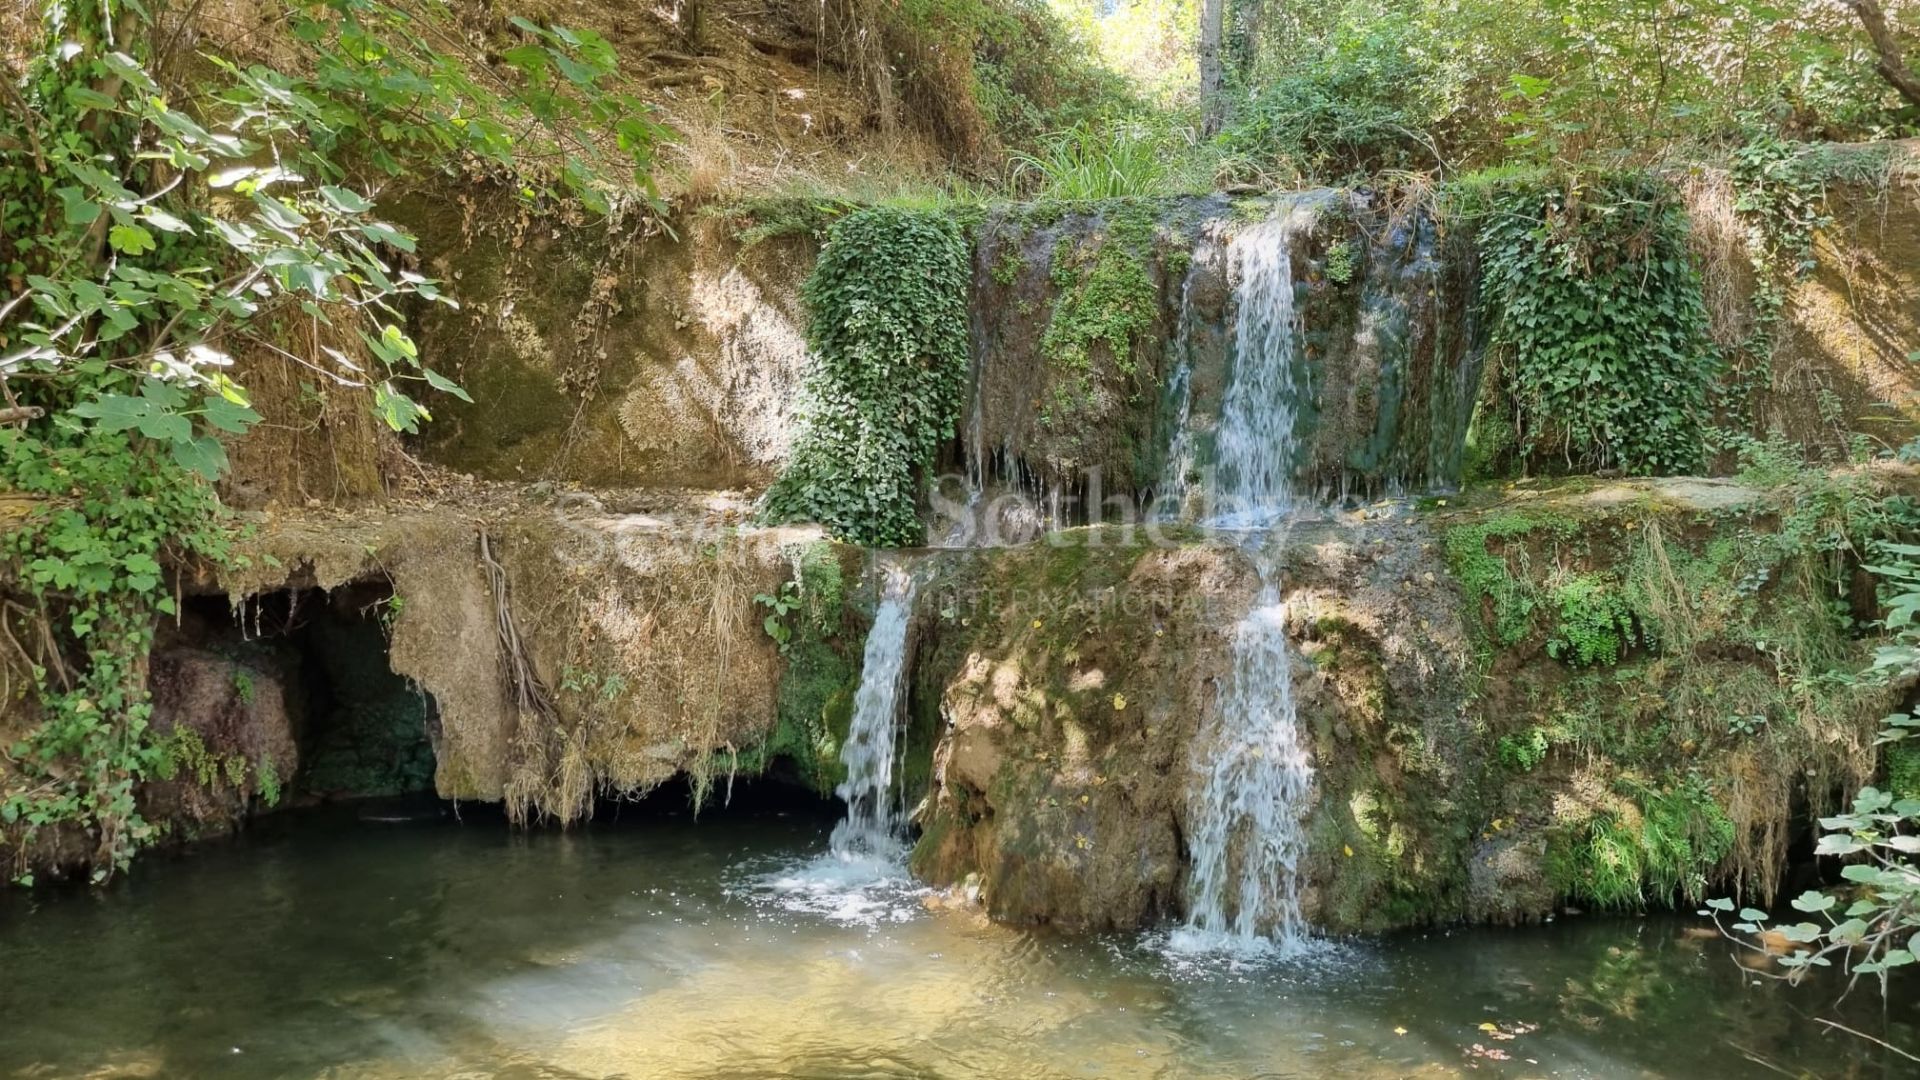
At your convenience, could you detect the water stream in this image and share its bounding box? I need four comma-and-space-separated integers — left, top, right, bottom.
1177, 203, 1320, 954
2, 807, 1910, 1079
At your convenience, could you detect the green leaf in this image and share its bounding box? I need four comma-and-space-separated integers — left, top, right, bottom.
56, 187, 102, 226
1789, 891, 1835, 914
201, 395, 262, 434
69, 394, 151, 433
108, 224, 156, 256
171, 435, 229, 481
135, 409, 193, 445
64, 85, 119, 112
422, 368, 472, 402
358, 222, 416, 252
374, 383, 429, 433
320, 186, 373, 214
252, 192, 308, 231
142, 208, 194, 234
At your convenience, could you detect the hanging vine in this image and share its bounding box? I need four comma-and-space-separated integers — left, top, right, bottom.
761, 207, 971, 547
1471, 170, 1717, 476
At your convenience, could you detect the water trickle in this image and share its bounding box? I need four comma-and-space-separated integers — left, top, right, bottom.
1178, 203, 1319, 955
828, 563, 919, 862
1154, 250, 1207, 522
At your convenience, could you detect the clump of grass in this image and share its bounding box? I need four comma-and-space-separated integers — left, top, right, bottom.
1009, 120, 1196, 199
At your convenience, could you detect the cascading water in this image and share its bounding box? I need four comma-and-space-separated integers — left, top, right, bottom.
829, 563, 918, 862
1177, 202, 1319, 954
759, 561, 923, 925
1210, 206, 1312, 526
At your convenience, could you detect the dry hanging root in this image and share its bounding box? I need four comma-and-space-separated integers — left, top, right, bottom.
479, 530, 590, 824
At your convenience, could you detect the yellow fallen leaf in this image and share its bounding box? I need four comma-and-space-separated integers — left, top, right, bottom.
1343, 844, 1354, 858
1032, 619, 1043, 629
1112, 693, 1128, 711
1479, 1022, 1499, 1033
1393, 1026, 1408, 1037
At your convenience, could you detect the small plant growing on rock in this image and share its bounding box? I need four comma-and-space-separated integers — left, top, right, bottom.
1322, 239, 1357, 285
755, 582, 803, 654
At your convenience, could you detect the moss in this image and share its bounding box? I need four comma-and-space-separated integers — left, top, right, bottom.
1040, 202, 1159, 381
1888, 742, 1920, 802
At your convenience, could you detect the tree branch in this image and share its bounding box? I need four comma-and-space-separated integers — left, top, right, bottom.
1847, 0, 1920, 111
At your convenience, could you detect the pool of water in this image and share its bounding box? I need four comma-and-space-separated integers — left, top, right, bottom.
2, 802, 1914, 1079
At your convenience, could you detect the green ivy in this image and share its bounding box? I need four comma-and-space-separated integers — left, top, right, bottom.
1, 429, 236, 879
762, 208, 971, 547
1710, 132, 1832, 440
1471, 171, 1716, 475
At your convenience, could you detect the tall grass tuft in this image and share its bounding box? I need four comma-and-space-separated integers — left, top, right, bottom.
1009, 120, 1192, 199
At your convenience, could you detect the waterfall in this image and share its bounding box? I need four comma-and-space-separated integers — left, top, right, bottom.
1182, 564, 1314, 946
1209, 205, 1313, 526
829, 563, 918, 862
1178, 204, 1318, 954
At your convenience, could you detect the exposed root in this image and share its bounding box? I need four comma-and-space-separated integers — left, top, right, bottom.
480, 529, 586, 825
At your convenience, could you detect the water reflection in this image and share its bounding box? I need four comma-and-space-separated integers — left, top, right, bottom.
0, 804, 1913, 1078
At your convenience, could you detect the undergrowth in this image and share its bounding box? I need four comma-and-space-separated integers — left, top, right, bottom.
720, 542, 858, 798
1451, 457, 1897, 909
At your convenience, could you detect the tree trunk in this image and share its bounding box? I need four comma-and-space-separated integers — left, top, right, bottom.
1200, 0, 1226, 135
1847, 0, 1920, 111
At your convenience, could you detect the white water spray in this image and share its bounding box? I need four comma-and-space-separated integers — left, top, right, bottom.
1178, 203, 1319, 954
829, 564, 918, 862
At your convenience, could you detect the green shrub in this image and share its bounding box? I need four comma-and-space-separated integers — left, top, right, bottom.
1546, 575, 1637, 666
1220, 8, 1456, 179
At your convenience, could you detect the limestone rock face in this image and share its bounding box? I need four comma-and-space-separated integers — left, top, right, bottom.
910, 534, 1256, 931
908, 519, 1476, 934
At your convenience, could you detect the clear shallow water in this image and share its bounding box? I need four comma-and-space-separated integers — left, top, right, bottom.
2, 805, 1915, 1080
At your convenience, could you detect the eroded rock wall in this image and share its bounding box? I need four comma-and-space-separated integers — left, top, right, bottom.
218, 493, 870, 816
399, 201, 815, 490
909, 474, 1908, 933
